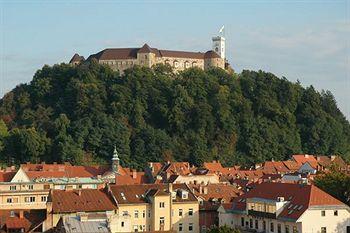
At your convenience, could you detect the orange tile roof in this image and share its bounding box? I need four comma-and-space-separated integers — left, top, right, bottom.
51, 189, 117, 213
282, 161, 300, 171
109, 183, 197, 204
0, 210, 45, 232
189, 183, 242, 203
232, 182, 347, 220
292, 154, 317, 166
21, 163, 110, 179
0, 171, 16, 182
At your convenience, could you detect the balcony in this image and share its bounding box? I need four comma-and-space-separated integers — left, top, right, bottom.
248, 210, 276, 219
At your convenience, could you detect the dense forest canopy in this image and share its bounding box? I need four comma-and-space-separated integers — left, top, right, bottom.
0, 61, 349, 169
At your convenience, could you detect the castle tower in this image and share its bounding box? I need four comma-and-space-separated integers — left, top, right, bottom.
137, 43, 155, 67
112, 146, 120, 174
212, 26, 225, 59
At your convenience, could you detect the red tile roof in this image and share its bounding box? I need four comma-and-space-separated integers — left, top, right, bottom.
232, 182, 347, 220
0, 210, 45, 232
0, 171, 16, 182
109, 183, 197, 204
189, 183, 242, 203
21, 163, 110, 179
51, 189, 117, 213
292, 154, 317, 166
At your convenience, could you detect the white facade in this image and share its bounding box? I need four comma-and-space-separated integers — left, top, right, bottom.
212, 36, 225, 59
218, 205, 350, 233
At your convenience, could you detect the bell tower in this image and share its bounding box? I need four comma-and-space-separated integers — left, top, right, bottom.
212, 36, 225, 59
212, 26, 226, 59
112, 146, 120, 174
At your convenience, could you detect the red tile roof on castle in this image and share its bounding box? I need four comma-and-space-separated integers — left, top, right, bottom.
87, 44, 219, 61
51, 189, 117, 213
232, 182, 347, 220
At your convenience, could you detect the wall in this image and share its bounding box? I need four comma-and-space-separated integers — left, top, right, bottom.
298, 208, 350, 233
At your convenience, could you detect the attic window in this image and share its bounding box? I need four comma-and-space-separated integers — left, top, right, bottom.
288, 204, 293, 209
297, 205, 303, 211
288, 210, 294, 215
121, 192, 126, 201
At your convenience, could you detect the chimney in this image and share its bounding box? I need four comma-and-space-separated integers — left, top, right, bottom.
26, 162, 30, 165
304, 154, 309, 158
41, 161, 46, 165
131, 170, 137, 179
331, 155, 336, 161
53, 162, 57, 165
77, 189, 82, 196
19, 210, 24, 219
317, 156, 321, 161
168, 183, 173, 193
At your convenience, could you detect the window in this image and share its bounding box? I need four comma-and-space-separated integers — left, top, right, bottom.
189, 223, 193, 231
263, 221, 266, 231
249, 219, 253, 228
179, 209, 183, 217
293, 226, 298, 233
160, 217, 165, 226
27, 185, 33, 190
44, 184, 50, 189
142, 210, 145, 218
133, 225, 138, 232
121, 222, 124, 227
10, 185, 16, 191
334, 210, 338, 216
321, 227, 326, 233
347, 226, 350, 233
159, 202, 165, 208
321, 210, 326, 216
189, 208, 193, 216
134, 210, 139, 218
148, 210, 151, 218
6, 198, 12, 203
255, 220, 258, 229
174, 61, 179, 68
122, 211, 129, 216
241, 217, 244, 227
278, 224, 281, 233
270, 222, 274, 232
285, 225, 290, 233
25, 196, 35, 202
179, 223, 183, 232
41, 196, 47, 202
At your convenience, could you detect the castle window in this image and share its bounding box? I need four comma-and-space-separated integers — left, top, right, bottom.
185, 61, 190, 68
174, 61, 179, 68
192, 62, 197, 67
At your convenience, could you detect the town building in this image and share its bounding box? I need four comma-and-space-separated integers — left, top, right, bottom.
218, 182, 350, 233
108, 183, 199, 233
70, 35, 231, 73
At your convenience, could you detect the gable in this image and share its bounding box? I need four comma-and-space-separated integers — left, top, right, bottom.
11, 168, 30, 182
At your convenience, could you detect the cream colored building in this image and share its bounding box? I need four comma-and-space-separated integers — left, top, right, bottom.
109, 183, 199, 233
70, 35, 230, 74
218, 182, 350, 233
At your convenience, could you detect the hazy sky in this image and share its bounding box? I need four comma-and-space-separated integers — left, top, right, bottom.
1, 0, 349, 119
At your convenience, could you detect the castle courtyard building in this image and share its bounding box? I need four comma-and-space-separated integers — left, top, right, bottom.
70, 35, 229, 73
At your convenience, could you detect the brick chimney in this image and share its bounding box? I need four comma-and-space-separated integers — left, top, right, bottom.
19, 210, 24, 219
132, 170, 137, 179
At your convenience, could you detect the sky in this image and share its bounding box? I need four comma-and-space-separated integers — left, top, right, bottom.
1, 0, 349, 119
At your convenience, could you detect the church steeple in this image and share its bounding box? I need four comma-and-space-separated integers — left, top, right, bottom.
112, 146, 120, 174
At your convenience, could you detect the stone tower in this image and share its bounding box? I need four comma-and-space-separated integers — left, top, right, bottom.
112, 146, 120, 174
212, 35, 225, 60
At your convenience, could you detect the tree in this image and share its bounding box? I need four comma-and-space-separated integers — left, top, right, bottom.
314, 167, 350, 205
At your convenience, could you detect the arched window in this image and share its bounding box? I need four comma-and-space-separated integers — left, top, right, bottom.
192, 62, 197, 67
184, 61, 190, 68
174, 60, 179, 68
164, 59, 170, 65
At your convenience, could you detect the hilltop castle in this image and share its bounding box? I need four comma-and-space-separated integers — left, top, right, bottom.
69, 34, 232, 73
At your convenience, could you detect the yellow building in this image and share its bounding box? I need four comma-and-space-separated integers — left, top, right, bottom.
70, 35, 230, 74
109, 183, 200, 233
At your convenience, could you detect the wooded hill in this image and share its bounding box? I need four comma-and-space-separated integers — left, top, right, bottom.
0, 61, 349, 169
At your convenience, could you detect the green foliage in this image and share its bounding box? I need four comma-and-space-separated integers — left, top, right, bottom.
208, 225, 241, 233
0, 62, 349, 168
314, 167, 350, 205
